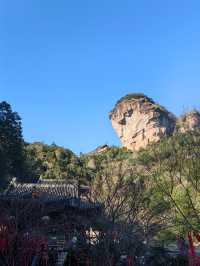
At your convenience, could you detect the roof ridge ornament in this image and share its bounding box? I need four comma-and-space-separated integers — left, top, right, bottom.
37, 176, 43, 183
10, 177, 17, 186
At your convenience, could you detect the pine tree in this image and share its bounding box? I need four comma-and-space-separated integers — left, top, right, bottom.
0, 101, 24, 186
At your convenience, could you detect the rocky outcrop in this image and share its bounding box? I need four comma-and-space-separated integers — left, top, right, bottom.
109, 93, 200, 151
177, 110, 200, 133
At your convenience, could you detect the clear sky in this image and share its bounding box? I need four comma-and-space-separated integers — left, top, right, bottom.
1, 0, 200, 154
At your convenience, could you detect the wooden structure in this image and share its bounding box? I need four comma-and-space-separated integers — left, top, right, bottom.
0, 178, 102, 265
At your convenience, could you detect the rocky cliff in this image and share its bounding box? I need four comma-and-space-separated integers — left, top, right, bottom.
109, 93, 200, 151
177, 110, 200, 133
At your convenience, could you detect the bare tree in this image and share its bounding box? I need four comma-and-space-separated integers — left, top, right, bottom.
141, 130, 200, 234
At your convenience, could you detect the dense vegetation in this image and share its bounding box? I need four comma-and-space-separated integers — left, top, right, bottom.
1, 101, 200, 263
0, 101, 24, 187
24, 142, 81, 181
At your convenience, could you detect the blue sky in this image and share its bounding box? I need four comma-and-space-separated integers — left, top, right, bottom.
1, 0, 200, 154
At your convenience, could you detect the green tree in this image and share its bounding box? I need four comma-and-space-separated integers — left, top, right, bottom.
138, 130, 200, 237
0, 101, 24, 186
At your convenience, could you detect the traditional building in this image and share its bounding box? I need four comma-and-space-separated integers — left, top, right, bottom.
0, 178, 102, 266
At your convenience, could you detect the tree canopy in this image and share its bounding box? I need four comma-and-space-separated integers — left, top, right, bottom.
0, 101, 24, 186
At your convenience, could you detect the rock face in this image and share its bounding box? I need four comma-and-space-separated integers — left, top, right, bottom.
177, 110, 200, 133
109, 93, 200, 151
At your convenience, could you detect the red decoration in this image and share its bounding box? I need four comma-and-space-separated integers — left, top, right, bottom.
188, 232, 195, 257
194, 232, 200, 243
188, 232, 200, 266
0, 238, 8, 252
127, 255, 134, 266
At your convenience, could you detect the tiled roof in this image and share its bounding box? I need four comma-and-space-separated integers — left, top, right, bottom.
5, 183, 78, 200
1, 179, 102, 210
